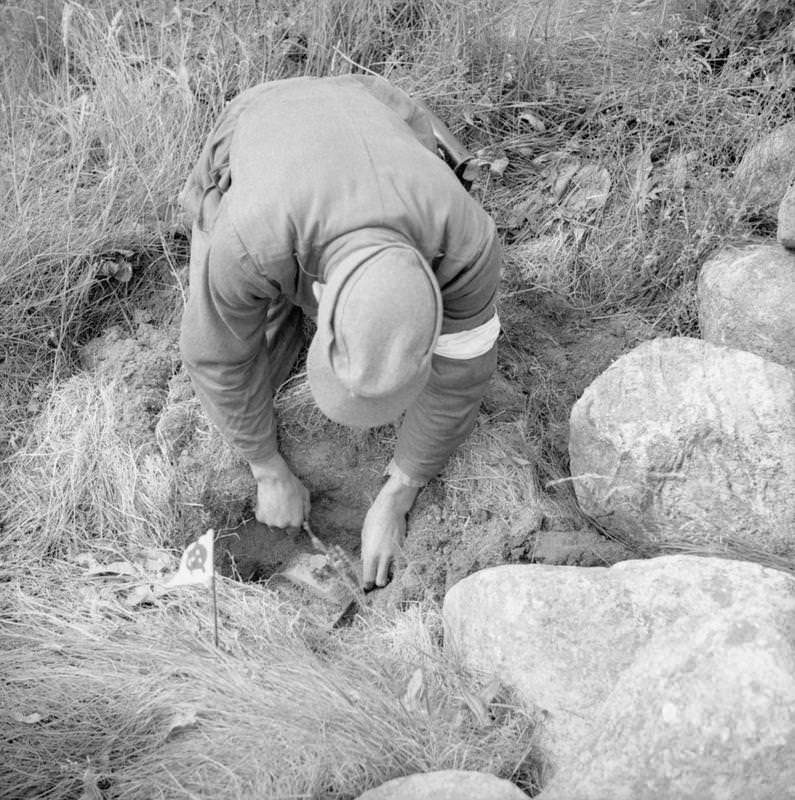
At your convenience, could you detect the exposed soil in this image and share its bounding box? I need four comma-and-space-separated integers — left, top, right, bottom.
496, 288, 658, 457
73, 274, 649, 604
219, 500, 363, 583
212, 290, 648, 601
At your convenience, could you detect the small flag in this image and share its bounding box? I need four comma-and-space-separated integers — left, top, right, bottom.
166, 530, 215, 588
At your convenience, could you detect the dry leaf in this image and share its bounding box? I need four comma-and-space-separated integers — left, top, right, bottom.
12, 711, 43, 724
122, 583, 169, 608
401, 667, 427, 714
86, 560, 139, 578
549, 158, 581, 204
628, 147, 660, 214
73, 552, 100, 570
489, 156, 510, 177
564, 163, 612, 213
166, 706, 199, 738
138, 548, 174, 575
519, 109, 546, 132
98, 259, 133, 283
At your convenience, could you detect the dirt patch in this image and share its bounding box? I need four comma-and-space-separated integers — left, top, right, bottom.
375, 291, 654, 601
497, 289, 658, 459
175, 288, 653, 601
68, 278, 651, 602
218, 508, 362, 583
79, 315, 181, 443
528, 528, 634, 566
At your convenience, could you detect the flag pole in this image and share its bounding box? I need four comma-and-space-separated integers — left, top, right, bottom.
211, 568, 219, 649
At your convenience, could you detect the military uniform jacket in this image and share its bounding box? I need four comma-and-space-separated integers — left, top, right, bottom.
180, 75, 501, 483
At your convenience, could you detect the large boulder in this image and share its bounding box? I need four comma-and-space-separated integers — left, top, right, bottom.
697, 243, 795, 369
779, 183, 795, 250
355, 770, 529, 800
732, 121, 795, 219
568, 336, 795, 558
443, 556, 795, 799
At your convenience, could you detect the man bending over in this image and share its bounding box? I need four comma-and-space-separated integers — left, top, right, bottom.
180, 75, 502, 589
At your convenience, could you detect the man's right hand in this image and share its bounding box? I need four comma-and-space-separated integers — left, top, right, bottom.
249, 452, 310, 529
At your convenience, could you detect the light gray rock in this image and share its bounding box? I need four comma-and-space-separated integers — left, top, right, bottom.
697, 243, 795, 369
443, 556, 795, 799
732, 121, 795, 219
568, 336, 795, 557
355, 770, 529, 800
779, 183, 795, 250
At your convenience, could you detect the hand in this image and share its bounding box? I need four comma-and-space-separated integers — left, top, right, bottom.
250, 453, 310, 529
361, 476, 420, 590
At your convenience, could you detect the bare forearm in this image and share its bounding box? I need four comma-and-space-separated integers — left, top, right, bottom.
249, 451, 291, 481
377, 472, 421, 514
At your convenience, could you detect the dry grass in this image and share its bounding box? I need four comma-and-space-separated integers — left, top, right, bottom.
1, 0, 794, 795
2, 0, 792, 449
1, 563, 541, 800
483, 5, 793, 330
0, 374, 176, 561
0, 3, 200, 458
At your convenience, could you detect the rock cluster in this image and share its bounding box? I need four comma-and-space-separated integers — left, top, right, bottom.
569, 122, 795, 563
364, 123, 795, 799
444, 556, 795, 800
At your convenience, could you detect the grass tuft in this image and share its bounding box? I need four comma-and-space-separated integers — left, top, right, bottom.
1, 0, 794, 795
1, 563, 542, 799
1, 374, 176, 561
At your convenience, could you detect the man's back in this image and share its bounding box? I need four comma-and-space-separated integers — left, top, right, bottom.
225, 76, 466, 271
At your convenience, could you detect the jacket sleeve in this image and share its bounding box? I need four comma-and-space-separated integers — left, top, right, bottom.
179, 204, 282, 464
391, 231, 502, 483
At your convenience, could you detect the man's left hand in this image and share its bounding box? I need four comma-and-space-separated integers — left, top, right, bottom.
361, 476, 420, 590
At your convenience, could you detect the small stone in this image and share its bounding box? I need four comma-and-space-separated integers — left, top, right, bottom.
355, 770, 529, 800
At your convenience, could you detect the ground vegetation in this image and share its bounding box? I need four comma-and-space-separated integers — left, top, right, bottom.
1, 1, 793, 796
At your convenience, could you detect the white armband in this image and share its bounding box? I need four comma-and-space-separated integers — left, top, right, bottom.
433, 312, 500, 360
